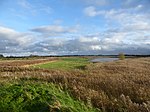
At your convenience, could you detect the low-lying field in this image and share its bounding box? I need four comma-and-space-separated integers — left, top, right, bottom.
0, 57, 150, 112
33, 57, 89, 70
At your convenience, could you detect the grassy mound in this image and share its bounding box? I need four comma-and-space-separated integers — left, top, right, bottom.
0, 80, 98, 112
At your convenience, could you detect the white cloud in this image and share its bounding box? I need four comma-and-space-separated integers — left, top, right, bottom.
124, 21, 150, 31
84, 6, 97, 17
135, 4, 143, 11
78, 36, 100, 42
90, 45, 101, 50
84, 6, 105, 17
0, 26, 35, 53
0, 26, 34, 46
83, 4, 150, 50
0, 25, 149, 55
31, 25, 79, 36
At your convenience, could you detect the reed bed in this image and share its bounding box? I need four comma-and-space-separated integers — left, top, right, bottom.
0, 57, 150, 112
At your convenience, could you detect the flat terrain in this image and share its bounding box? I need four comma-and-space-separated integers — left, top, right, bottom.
33, 57, 89, 70
0, 57, 150, 112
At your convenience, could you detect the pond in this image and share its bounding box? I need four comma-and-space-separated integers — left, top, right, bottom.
90, 58, 118, 62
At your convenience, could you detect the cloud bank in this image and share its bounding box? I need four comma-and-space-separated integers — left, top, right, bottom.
0, 0, 150, 56
0, 25, 149, 56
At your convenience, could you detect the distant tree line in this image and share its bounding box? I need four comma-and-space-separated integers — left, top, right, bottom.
0, 54, 4, 58
0, 54, 150, 58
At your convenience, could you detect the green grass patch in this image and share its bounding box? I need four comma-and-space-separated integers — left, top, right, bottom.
0, 80, 98, 112
33, 57, 89, 70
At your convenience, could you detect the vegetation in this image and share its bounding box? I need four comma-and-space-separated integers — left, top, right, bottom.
119, 53, 125, 60
33, 57, 89, 70
0, 57, 150, 112
0, 57, 57, 67
0, 54, 4, 58
0, 80, 98, 112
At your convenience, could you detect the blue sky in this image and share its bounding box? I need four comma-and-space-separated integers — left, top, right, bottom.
0, 0, 150, 56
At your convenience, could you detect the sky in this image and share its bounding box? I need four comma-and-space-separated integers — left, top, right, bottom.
0, 0, 150, 56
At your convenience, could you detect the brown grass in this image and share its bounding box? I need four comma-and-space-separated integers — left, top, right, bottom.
0, 57, 150, 112
0, 57, 57, 67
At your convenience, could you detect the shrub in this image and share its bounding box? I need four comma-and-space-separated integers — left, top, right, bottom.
119, 53, 125, 60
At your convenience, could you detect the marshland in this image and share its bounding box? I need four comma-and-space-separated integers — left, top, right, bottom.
0, 56, 150, 112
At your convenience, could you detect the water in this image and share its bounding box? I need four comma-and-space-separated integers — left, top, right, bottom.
90, 58, 118, 62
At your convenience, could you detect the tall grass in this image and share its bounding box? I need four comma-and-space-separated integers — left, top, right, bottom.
0, 57, 150, 112
0, 80, 98, 112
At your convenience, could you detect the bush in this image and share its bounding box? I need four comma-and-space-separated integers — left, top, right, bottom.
119, 53, 125, 60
